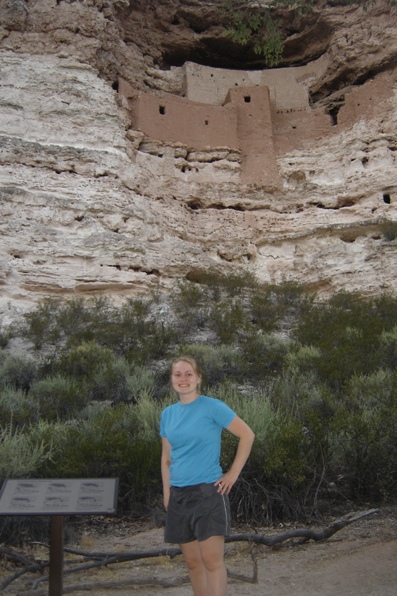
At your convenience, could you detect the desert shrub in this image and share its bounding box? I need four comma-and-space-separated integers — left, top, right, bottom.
171, 279, 212, 331
378, 326, 397, 369
23, 298, 62, 349
209, 298, 249, 344
372, 293, 397, 327
25, 296, 119, 351
292, 292, 397, 391
41, 407, 137, 507
271, 280, 312, 309
53, 341, 115, 382
212, 382, 311, 522
271, 369, 325, 415
0, 386, 38, 427
185, 269, 258, 297
126, 366, 156, 401
90, 357, 131, 403
0, 353, 37, 392
28, 376, 85, 421
215, 382, 277, 444
56, 296, 117, 348
330, 369, 397, 501
23, 295, 175, 363
238, 331, 290, 382
0, 424, 54, 483
211, 271, 258, 297
126, 392, 169, 507
118, 298, 176, 364
0, 327, 11, 349
248, 289, 282, 333
51, 412, 132, 477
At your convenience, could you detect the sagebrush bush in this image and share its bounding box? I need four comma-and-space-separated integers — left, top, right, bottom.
54, 341, 115, 382
22, 297, 62, 349
0, 424, 53, 483
0, 352, 37, 391
209, 298, 249, 344
28, 376, 85, 421
329, 369, 397, 501
237, 331, 290, 382
90, 358, 131, 403
0, 386, 38, 427
126, 366, 156, 401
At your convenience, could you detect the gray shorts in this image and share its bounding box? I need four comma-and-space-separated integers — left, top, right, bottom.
165, 482, 231, 544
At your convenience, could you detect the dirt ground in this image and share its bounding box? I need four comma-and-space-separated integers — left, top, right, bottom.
1, 507, 397, 595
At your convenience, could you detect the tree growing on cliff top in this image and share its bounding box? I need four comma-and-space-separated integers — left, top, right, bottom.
220, 0, 395, 66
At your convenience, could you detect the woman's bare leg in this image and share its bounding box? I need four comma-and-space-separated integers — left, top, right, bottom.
198, 535, 227, 596
180, 540, 208, 596
181, 536, 227, 595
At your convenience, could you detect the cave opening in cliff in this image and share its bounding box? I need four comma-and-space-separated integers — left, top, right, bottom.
161, 38, 275, 71
383, 193, 391, 204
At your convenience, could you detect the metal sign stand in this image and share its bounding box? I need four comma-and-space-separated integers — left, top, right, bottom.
0, 478, 119, 595
49, 515, 64, 595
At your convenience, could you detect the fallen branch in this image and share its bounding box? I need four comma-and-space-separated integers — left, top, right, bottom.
226, 508, 379, 547
0, 508, 378, 593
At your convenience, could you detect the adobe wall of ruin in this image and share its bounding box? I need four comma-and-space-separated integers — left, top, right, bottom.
119, 79, 239, 151
273, 109, 332, 155
225, 86, 280, 186
183, 56, 329, 111
337, 71, 396, 128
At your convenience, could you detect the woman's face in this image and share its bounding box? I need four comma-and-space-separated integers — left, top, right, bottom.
171, 360, 201, 398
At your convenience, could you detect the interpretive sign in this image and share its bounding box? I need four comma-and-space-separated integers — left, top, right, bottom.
0, 478, 119, 516
0, 478, 119, 595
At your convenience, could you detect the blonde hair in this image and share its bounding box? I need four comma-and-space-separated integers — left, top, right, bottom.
171, 355, 202, 384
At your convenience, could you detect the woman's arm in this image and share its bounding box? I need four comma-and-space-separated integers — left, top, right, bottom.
161, 437, 172, 510
215, 416, 255, 495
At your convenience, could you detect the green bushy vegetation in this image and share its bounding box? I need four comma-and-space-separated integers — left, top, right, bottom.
1, 274, 397, 542
219, 1, 395, 67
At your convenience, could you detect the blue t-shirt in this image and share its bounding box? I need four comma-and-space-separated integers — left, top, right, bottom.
160, 395, 236, 487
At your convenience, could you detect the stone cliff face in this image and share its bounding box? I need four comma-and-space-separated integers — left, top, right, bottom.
1, 0, 397, 321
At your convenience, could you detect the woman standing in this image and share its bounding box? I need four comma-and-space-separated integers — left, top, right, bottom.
160, 355, 255, 596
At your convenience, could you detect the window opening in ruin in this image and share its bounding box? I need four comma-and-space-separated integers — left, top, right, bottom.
159, 105, 166, 115
244, 96, 251, 103
205, 120, 209, 125
383, 193, 391, 204
328, 106, 340, 126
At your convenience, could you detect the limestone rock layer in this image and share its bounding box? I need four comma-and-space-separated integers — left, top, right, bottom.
0, 0, 397, 319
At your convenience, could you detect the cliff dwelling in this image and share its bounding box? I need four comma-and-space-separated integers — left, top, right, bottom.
118, 58, 390, 189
